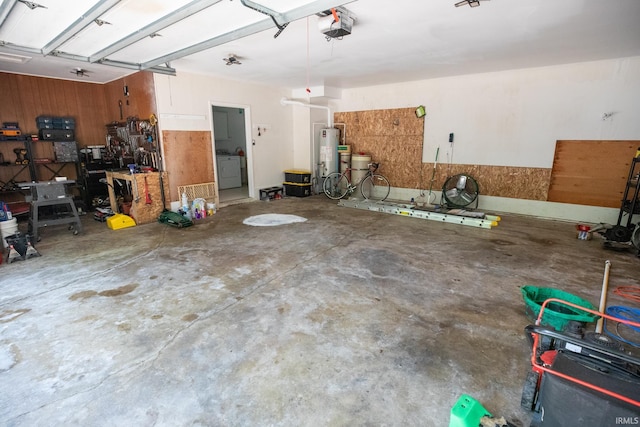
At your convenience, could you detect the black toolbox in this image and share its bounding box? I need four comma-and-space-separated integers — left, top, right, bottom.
38, 129, 75, 141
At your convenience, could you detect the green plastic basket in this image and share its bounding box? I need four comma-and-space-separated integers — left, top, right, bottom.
521, 285, 598, 331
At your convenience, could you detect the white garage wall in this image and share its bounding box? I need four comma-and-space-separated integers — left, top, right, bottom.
328, 57, 640, 169
153, 72, 295, 193
151, 60, 640, 223
324, 57, 640, 223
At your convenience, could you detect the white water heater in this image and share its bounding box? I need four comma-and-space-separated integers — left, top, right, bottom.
319, 128, 339, 177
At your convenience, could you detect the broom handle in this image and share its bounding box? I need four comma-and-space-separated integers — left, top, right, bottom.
595, 260, 611, 334
429, 147, 439, 187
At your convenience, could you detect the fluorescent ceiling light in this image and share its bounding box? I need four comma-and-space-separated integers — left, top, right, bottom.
0, 51, 32, 63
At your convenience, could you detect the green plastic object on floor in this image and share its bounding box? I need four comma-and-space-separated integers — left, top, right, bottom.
449, 394, 491, 427
157, 210, 194, 228
520, 285, 598, 331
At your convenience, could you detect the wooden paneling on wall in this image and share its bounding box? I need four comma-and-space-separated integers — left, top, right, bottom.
548, 140, 638, 208
103, 71, 156, 123
335, 108, 551, 201
0, 72, 111, 145
162, 130, 214, 202
0, 71, 156, 147
0, 71, 157, 202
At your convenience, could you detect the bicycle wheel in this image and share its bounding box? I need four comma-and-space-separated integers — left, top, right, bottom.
361, 174, 390, 201
323, 172, 349, 200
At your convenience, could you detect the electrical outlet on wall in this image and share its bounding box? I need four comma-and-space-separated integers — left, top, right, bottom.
254, 124, 270, 136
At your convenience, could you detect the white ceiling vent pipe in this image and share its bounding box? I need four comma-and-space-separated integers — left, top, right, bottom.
280, 97, 332, 128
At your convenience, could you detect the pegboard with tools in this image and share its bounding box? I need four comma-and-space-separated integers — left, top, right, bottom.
105, 115, 160, 170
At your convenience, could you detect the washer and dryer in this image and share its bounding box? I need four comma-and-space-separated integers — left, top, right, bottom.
216, 155, 242, 189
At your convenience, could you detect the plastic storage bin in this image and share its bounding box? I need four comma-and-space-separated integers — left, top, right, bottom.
283, 182, 311, 197
284, 169, 311, 183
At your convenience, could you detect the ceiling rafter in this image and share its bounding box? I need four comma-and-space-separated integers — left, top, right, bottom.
41, 0, 121, 56
88, 0, 224, 63
143, 0, 356, 70
240, 0, 289, 38
98, 58, 175, 75
0, 0, 18, 28
0, 0, 355, 80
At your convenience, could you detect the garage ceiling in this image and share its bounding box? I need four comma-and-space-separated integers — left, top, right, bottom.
0, 0, 639, 91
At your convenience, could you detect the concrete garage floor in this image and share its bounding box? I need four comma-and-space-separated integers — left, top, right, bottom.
1, 196, 639, 426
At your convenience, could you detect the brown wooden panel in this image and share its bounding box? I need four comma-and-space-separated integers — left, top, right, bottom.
162, 130, 214, 202
0, 71, 156, 198
0, 71, 155, 147
548, 140, 638, 207
103, 71, 156, 122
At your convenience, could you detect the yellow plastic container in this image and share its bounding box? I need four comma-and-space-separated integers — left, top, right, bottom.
107, 214, 136, 230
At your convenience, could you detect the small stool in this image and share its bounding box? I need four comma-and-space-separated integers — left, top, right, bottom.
259, 186, 283, 200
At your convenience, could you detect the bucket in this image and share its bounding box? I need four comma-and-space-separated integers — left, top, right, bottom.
351, 154, 371, 185
1, 217, 19, 248
521, 285, 598, 331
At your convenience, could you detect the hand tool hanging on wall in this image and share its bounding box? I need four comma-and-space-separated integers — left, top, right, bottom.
144, 176, 152, 205
128, 164, 140, 202
149, 113, 166, 210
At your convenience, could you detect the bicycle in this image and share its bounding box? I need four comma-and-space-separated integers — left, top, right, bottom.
322, 162, 391, 201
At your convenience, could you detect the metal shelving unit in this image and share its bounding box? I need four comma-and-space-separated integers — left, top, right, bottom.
604, 156, 640, 253
617, 156, 640, 228
0, 135, 34, 193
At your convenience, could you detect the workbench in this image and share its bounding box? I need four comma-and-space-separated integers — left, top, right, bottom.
105, 171, 167, 225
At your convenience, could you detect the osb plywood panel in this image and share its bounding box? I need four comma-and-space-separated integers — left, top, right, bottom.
548, 140, 638, 208
335, 108, 550, 200
105, 171, 168, 224
334, 108, 424, 190
418, 163, 551, 201
162, 130, 214, 202
129, 172, 168, 224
